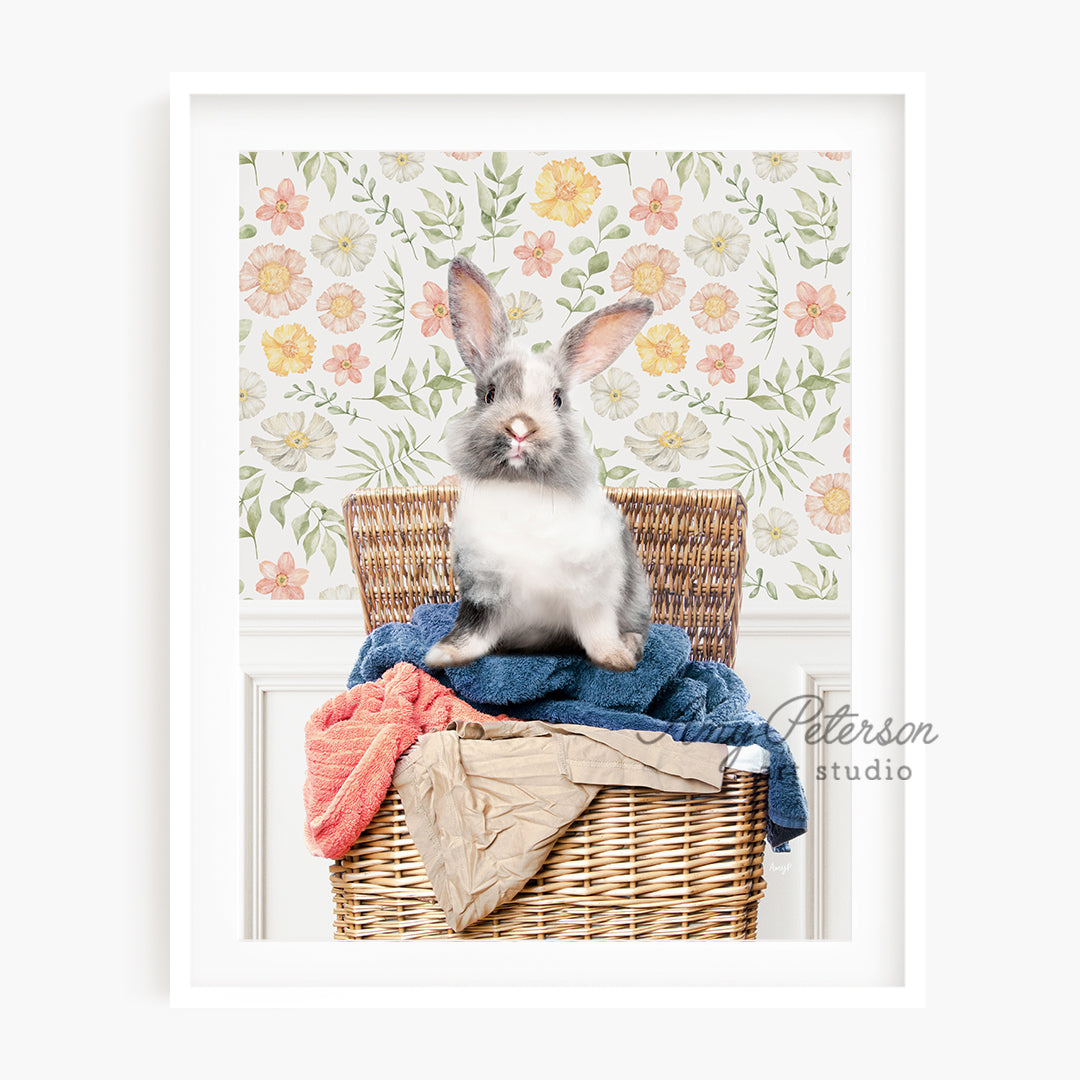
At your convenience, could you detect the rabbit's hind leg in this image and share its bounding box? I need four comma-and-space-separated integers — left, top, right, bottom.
423, 598, 499, 669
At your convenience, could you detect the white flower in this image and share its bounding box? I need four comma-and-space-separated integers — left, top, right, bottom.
590, 368, 641, 419
684, 212, 750, 276
250, 411, 337, 472
310, 212, 377, 275
379, 151, 425, 182
752, 508, 799, 556
624, 411, 710, 472
753, 151, 798, 183
503, 291, 543, 337
239, 367, 267, 420
319, 584, 361, 600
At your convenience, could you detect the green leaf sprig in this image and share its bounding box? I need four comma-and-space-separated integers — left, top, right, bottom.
351, 163, 419, 259
269, 477, 348, 572
372, 251, 406, 362
592, 152, 634, 187
363, 346, 472, 420
744, 567, 778, 600
746, 252, 780, 360
724, 162, 791, 256
787, 562, 839, 601
476, 152, 525, 260
709, 420, 822, 503
238, 465, 265, 558
557, 205, 629, 325
656, 380, 736, 421
293, 151, 351, 199
734, 346, 850, 426
415, 188, 468, 266
336, 420, 445, 488
665, 152, 724, 198
788, 188, 848, 275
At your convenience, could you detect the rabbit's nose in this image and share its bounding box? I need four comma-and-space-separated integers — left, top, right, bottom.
506, 416, 534, 442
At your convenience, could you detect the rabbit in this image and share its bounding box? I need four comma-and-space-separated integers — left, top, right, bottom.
423, 255, 654, 673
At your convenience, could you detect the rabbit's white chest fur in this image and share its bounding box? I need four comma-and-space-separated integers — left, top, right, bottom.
453, 480, 624, 634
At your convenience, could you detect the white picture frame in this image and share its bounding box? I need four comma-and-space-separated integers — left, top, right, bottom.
171, 72, 926, 1007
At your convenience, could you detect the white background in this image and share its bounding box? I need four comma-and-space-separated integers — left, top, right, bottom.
5, 0, 1076, 1075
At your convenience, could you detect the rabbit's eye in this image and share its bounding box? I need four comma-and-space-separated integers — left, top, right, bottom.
553, 389, 562, 410
485, 384, 496, 404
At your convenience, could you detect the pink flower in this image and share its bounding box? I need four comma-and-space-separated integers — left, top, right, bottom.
255, 178, 310, 235
629, 178, 682, 235
316, 283, 366, 333
805, 473, 851, 535
445, 152, 482, 160
239, 243, 312, 317
819, 152, 851, 161
696, 342, 743, 385
410, 281, 453, 338
843, 417, 851, 463
323, 343, 370, 386
689, 283, 740, 333
513, 230, 563, 277
256, 552, 309, 600
610, 243, 685, 311
783, 281, 847, 340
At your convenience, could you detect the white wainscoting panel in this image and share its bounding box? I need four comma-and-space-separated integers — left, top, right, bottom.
239, 605, 851, 942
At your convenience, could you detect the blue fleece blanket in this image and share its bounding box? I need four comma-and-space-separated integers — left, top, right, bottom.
348, 602, 807, 851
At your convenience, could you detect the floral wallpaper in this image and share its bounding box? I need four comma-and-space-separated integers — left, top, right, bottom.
238, 150, 851, 605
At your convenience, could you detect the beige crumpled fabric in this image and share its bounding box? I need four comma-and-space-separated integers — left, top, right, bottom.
391, 719, 766, 932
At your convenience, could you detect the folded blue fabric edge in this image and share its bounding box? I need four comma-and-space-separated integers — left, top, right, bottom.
347, 602, 807, 851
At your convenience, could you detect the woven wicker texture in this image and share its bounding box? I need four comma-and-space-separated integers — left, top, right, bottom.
343, 483, 748, 665
333, 484, 766, 939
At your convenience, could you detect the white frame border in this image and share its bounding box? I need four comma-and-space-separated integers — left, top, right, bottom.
171, 71, 926, 1007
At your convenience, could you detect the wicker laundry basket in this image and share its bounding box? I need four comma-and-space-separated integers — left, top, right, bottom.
331, 484, 769, 940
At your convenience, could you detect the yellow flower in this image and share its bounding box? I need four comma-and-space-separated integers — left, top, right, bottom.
262, 323, 316, 377
531, 157, 601, 226
635, 323, 690, 376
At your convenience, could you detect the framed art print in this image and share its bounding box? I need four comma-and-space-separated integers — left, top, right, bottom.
171, 73, 925, 1006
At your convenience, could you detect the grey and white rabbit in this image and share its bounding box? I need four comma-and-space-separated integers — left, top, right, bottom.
423, 256, 654, 673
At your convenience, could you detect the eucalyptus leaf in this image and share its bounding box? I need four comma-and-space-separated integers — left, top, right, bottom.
435, 165, 465, 184
808, 166, 839, 184
321, 530, 337, 572
813, 408, 841, 440
587, 251, 609, 275
321, 156, 337, 198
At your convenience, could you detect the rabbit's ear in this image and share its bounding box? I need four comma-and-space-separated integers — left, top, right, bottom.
558, 298, 654, 383
448, 257, 510, 377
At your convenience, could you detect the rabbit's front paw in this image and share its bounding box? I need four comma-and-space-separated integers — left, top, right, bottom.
588, 640, 639, 673
621, 631, 645, 664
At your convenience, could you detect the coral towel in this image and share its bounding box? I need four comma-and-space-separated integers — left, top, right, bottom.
303, 661, 508, 858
